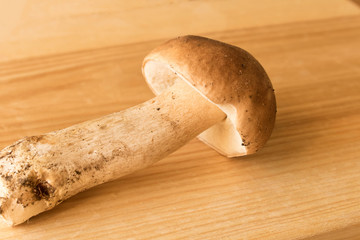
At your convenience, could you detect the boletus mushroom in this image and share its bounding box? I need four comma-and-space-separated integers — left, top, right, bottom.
0, 35, 276, 226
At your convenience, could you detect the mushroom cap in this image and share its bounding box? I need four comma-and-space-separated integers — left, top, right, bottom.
142, 35, 276, 157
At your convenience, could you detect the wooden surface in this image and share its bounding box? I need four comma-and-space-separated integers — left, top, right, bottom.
0, 0, 360, 239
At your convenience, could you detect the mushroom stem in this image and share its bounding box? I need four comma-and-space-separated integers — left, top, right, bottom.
0, 79, 226, 225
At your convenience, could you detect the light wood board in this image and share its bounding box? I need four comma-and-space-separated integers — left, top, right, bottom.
0, 1, 360, 239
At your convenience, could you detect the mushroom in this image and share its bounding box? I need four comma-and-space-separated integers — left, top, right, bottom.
0, 35, 276, 226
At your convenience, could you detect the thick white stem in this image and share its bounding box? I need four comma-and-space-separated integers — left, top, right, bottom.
0, 80, 226, 225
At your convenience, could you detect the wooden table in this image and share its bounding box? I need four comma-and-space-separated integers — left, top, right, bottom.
0, 1, 359, 239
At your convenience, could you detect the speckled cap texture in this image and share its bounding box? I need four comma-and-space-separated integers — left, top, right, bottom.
142, 35, 276, 157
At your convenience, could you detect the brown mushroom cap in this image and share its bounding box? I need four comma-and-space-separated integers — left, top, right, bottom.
142, 35, 276, 157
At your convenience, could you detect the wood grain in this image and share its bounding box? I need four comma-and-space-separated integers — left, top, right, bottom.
0, 0, 359, 61
0, 1, 360, 239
